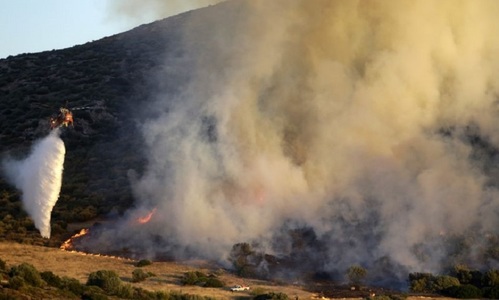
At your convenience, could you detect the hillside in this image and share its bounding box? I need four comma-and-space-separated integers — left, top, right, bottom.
0, 242, 458, 300
0, 5, 196, 246
0, 242, 317, 299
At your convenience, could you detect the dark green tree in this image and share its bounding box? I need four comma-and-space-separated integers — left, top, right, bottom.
483, 269, 499, 287
228, 243, 257, 277
347, 265, 367, 285
408, 273, 435, 293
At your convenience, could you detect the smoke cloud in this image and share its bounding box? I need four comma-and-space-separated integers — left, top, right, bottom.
106, 0, 224, 23
3, 130, 65, 238
89, 0, 499, 285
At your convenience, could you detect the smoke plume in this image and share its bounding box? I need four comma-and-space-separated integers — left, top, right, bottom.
89, 0, 499, 285
3, 130, 65, 238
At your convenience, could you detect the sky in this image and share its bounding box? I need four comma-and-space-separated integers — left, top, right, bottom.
0, 0, 217, 59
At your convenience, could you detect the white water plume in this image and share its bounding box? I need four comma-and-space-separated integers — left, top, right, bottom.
2, 130, 65, 238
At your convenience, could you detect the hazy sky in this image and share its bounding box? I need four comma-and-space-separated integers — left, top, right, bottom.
0, 0, 215, 59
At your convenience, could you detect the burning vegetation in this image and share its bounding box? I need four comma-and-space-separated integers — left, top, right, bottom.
136, 208, 157, 224
60, 228, 89, 252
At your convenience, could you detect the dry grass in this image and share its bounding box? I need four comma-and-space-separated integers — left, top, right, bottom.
0, 242, 458, 299
0, 242, 314, 299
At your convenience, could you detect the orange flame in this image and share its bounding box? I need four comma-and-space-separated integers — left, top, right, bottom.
60, 228, 89, 251
59, 227, 133, 261
137, 208, 157, 224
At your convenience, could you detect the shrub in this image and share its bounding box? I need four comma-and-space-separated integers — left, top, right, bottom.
204, 276, 225, 288
254, 292, 289, 300
61, 276, 85, 296
82, 285, 109, 300
8, 275, 25, 290
115, 283, 134, 299
87, 270, 122, 295
136, 259, 152, 267
444, 284, 483, 299
132, 268, 149, 283
41, 270, 62, 288
9, 263, 43, 287
181, 271, 199, 285
180, 271, 225, 287
131, 287, 157, 300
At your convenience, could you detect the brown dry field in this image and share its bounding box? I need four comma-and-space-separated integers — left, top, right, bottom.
0, 242, 315, 299
0, 242, 455, 300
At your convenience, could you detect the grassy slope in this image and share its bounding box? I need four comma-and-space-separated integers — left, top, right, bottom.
0, 241, 315, 300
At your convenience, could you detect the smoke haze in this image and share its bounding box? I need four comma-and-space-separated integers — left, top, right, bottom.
2, 130, 65, 238
107, 0, 223, 23
88, 0, 499, 284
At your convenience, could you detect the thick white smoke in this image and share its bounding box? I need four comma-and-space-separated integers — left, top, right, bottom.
3, 130, 65, 238
87, 0, 499, 284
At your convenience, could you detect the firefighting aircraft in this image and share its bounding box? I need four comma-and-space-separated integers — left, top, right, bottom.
48, 101, 102, 130
50, 107, 74, 129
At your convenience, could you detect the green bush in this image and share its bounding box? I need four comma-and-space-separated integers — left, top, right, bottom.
8, 275, 25, 290
204, 276, 225, 288
87, 270, 122, 295
132, 268, 149, 283
180, 271, 225, 288
9, 263, 43, 287
82, 285, 109, 300
131, 287, 157, 300
182, 271, 200, 285
444, 284, 483, 299
61, 276, 85, 296
115, 283, 134, 299
254, 292, 289, 300
41, 270, 63, 288
136, 259, 152, 267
